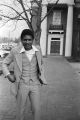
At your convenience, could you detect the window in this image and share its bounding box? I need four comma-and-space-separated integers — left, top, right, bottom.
53, 11, 61, 25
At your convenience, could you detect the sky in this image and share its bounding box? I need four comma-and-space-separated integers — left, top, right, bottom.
0, 20, 28, 39
0, 0, 30, 39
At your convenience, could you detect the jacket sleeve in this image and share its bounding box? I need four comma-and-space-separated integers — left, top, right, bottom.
36, 45, 47, 85
2, 49, 14, 77
36, 45, 44, 65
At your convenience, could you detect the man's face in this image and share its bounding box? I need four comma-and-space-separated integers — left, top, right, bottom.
21, 35, 33, 50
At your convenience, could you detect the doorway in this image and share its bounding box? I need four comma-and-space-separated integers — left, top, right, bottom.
47, 30, 64, 55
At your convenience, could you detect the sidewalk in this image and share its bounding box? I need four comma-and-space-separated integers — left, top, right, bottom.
0, 56, 80, 120
42, 56, 80, 120
69, 62, 80, 73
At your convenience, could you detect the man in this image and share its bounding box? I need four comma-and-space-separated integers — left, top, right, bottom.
2, 29, 47, 120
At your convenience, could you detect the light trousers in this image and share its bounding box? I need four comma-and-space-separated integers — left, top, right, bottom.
16, 81, 40, 120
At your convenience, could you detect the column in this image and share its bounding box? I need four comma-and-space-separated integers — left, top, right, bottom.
40, 4, 47, 56
65, 5, 73, 57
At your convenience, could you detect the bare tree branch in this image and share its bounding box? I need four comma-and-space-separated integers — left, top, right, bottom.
0, 19, 10, 28
0, 3, 33, 27
0, 14, 24, 20
0, 0, 59, 44
41, 0, 59, 22
19, 0, 33, 30
33, 0, 40, 7
0, 4, 26, 20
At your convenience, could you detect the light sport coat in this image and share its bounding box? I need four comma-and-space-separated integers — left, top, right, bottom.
2, 44, 47, 96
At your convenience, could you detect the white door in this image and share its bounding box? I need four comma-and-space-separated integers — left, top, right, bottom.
47, 31, 64, 55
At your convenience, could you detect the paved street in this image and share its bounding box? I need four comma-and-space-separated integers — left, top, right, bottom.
0, 56, 80, 120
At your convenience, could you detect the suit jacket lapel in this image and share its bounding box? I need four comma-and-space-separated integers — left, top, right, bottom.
16, 50, 41, 73
15, 53, 22, 72
35, 51, 41, 72
15, 44, 23, 72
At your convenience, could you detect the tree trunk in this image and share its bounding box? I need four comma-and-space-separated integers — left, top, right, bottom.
31, 1, 42, 45
34, 28, 41, 45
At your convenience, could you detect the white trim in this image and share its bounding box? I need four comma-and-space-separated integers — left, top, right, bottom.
47, 30, 64, 55
42, 0, 75, 5
65, 5, 73, 56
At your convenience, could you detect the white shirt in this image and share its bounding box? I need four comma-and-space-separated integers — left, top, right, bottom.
20, 45, 39, 61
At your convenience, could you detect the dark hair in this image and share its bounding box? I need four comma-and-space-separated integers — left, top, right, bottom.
21, 29, 34, 40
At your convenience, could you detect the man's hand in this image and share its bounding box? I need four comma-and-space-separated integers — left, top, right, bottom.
6, 74, 16, 83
